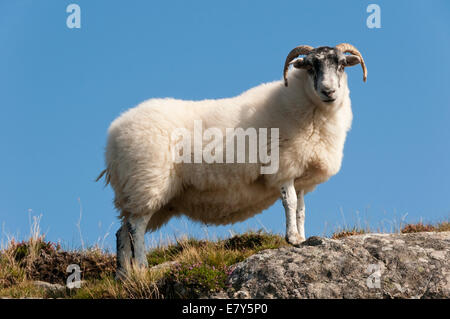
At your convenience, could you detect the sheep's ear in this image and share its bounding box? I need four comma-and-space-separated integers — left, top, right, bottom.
345, 55, 361, 67
290, 58, 310, 69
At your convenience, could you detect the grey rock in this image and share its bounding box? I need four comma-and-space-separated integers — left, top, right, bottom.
33, 281, 66, 293
150, 261, 177, 272
214, 232, 450, 299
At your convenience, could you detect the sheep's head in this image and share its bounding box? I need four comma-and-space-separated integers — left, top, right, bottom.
283, 43, 367, 103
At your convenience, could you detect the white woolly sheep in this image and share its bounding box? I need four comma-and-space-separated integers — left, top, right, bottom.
97, 43, 367, 277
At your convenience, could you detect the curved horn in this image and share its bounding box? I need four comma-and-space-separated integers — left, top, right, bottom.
335, 43, 367, 82
283, 45, 314, 87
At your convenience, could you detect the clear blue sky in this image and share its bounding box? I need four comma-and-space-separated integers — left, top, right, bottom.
1, 0, 449, 250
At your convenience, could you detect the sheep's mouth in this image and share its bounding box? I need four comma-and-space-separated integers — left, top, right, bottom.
322, 98, 336, 103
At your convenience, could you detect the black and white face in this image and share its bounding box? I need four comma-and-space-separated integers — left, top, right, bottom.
292, 47, 361, 103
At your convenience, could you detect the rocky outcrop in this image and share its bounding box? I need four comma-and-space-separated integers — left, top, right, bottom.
215, 232, 449, 299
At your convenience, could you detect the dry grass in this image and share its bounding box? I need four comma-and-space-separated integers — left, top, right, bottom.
330, 220, 450, 239
0, 230, 287, 299
66, 265, 165, 299
331, 227, 368, 239
401, 221, 450, 233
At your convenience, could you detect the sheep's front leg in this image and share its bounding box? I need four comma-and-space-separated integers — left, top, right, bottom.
296, 189, 306, 241
127, 214, 151, 269
280, 180, 304, 246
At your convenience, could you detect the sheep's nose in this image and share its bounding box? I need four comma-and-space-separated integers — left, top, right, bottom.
321, 88, 336, 97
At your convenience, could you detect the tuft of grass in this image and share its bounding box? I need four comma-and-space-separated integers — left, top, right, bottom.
436, 222, 450, 232
0, 249, 27, 289
331, 227, 368, 239
0, 281, 48, 299
163, 261, 233, 298
146, 238, 208, 266
146, 231, 287, 268
401, 221, 450, 234
69, 267, 164, 299
222, 231, 285, 251
330, 221, 450, 239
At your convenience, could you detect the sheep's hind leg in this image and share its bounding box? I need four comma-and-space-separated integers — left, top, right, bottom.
127, 214, 152, 268
296, 189, 306, 241
280, 180, 304, 246
115, 222, 132, 280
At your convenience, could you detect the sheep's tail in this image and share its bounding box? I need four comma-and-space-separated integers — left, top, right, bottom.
95, 168, 110, 185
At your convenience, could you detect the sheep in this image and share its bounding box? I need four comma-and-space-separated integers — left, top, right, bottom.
97, 43, 367, 278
